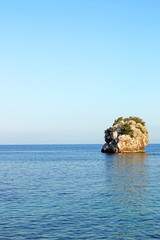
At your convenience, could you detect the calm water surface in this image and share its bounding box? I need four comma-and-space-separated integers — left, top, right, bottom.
0, 144, 160, 239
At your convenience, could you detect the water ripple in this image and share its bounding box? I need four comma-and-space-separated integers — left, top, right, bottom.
0, 144, 159, 239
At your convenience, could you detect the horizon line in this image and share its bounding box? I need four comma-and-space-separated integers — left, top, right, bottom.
0, 143, 159, 145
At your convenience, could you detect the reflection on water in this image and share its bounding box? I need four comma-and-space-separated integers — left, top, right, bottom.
115, 152, 148, 160
105, 153, 149, 238
113, 153, 148, 205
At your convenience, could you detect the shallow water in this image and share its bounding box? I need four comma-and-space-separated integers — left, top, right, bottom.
0, 144, 160, 239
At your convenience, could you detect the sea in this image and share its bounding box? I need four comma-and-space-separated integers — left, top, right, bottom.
0, 144, 160, 240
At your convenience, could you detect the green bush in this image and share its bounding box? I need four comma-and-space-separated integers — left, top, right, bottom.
128, 116, 145, 126
121, 123, 134, 138
113, 116, 145, 126
113, 117, 123, 125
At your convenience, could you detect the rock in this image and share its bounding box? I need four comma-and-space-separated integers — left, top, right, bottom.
101, 117, 149, 153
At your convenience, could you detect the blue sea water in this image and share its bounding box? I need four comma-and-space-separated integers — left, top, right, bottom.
0, 144, 160, 239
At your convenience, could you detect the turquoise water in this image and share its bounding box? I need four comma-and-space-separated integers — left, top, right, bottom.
0, 144, 160, 239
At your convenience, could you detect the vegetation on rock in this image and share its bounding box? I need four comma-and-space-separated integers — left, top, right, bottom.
113, 117, 123, 125
121, 123, 134, 138
113, 116, 145, 126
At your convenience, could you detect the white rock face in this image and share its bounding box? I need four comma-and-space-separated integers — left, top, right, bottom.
101, 118, 149, 153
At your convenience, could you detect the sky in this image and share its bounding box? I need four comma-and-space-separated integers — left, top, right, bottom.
0, 0, 160, 144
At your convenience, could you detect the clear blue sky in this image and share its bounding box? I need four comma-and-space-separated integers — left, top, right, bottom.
0, 0, 160, 144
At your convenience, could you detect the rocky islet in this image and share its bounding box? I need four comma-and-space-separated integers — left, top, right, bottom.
101, 117, 149, 153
